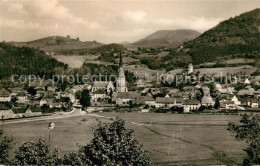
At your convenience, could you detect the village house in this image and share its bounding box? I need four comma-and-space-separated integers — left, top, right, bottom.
247, 98, 259, 108
11, 87, 23, 96
183, 99, 201, 112
35, 88, 45, 98
40, 98, 48, 107
155, 97, 183, 109
133, 95, 155, 106
201, 95, 215, 106
17, 91, 28, 103
0, 105, 15, 119
202, 86, 210, 96
255, 89, 260, 99
112, 92, 140, 105
92, 81, 115, 93
238, 87, 255, 97
228, 94, 241, 105
225, 101, 236, 110
136, 79, 145, 88
91, 89, 108, 102
0, 89, 11, 102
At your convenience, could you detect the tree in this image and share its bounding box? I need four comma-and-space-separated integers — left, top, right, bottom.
27, 87, 36, 96
214, 97, 220, 109
0, 129, 14, 164
228, 114, 260, 165
79, 90, 91, 108
13, 137, 62, 165
65, 118, 151, 165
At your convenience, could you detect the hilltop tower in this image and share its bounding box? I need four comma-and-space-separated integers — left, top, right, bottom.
188, 63, 193, 74
116, 53, 128, 93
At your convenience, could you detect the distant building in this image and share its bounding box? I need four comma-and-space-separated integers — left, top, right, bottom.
136, 79, 145, 88
247, 98, 259, 108
188, 63, 193, 74
0, 105, 15, 119
0, 89, 11, 102
201, 95, 215, 106
183, 99, 201, 112
116, 53, 128, 93
92, 81, 114, 93
17, 91, 28, 103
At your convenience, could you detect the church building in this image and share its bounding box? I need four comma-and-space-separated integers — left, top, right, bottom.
116, 53, 128, 93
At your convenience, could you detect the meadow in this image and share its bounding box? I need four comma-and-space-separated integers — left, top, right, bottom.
3, 113, 246, 165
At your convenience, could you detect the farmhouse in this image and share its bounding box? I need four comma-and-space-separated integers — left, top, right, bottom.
225, 101, 236, 110
92, 81, 115, 93
17, 91, 28, 103
247, 98, 259, 108
183, 99, 201, 112
0, 105, 15, 119
136, 79, 145, 87
112, 92, 140, 105
91, 89, 108, 101
155, 97, 183, 109
238, 88, 255, 96
201, 95, 215, 106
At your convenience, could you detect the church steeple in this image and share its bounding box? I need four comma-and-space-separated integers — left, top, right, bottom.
119, 52, 123, 67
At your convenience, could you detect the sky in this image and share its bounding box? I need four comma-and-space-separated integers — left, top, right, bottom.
0, 0, 259, 43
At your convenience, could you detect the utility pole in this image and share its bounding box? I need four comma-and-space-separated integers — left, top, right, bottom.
168, 134, 175, 155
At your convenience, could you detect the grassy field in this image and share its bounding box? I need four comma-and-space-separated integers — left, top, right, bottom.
3, 113, 246, 165
194, 65, 257, 75
53, 55, 86, 68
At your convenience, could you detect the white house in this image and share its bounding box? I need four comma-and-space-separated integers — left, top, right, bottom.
201, 95, 215, 106
91, 89, 108, 102
244, 78, 251, 85
136, 79, 145, 88
229, 95, 241, 105
155, 97, 183, 109
0, 105, 15, 119
183, 99, 201, 112
40, 98, 48, 107
247, 98, 259, 108
17, 91, 28, 103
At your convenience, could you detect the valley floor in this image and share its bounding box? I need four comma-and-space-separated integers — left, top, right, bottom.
3, 112, 246, 165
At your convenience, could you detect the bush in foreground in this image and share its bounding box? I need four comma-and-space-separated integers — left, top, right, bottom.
228, 113, 260, 165
65, 118, 151, 165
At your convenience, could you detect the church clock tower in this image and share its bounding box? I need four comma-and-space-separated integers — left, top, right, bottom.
116, 53, 128, 93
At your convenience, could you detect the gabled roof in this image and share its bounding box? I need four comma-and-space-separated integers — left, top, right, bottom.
93, 89, 106, 94
0, 89, 11, 97
93, 81, 111, 88
248, 98, 258, 103
183, 99, 200, 105
238, 88, 255, 96
112, 92, 140, 101
17, 91, 27, 97
201, 96, 215, 104
155, 97, 183, 104
226, 101, 235, 105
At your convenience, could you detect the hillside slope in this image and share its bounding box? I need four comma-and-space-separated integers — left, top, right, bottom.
184, 8, 260, 64
0, 43, 67, 78
131, 29, 201, 47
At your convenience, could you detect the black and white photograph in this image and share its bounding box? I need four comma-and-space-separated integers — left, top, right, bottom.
0, 0, 260, 165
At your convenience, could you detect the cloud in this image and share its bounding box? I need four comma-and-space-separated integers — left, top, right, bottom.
123, 10, 147, 22
0, 0, 101, 41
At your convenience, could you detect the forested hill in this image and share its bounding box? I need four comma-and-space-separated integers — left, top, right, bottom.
9, 36, 103, 53
184, 8, 260, 64
0, 43, 68, 79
